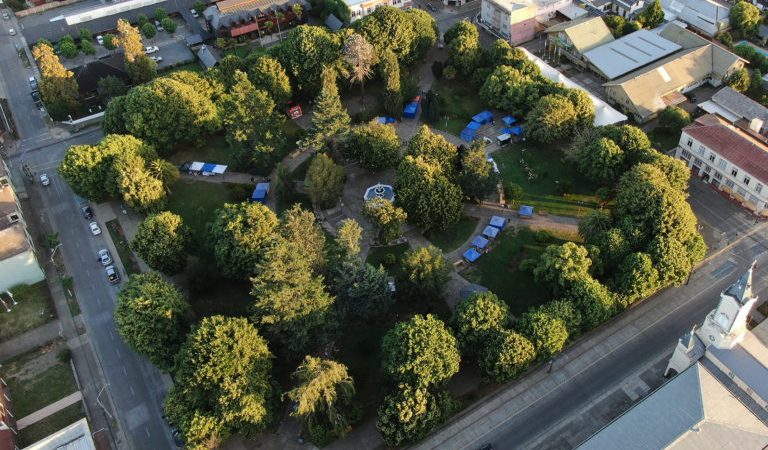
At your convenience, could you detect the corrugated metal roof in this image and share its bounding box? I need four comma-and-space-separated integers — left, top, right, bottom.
545, 16, 615, 53
584, 29, 681, 79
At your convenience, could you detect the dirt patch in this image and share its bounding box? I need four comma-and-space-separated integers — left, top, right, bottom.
2, 341, 65, 383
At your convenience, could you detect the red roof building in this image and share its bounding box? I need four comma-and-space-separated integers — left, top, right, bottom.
0, 379, 16, 450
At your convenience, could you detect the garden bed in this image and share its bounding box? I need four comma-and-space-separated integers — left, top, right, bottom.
105, 220, 141, 275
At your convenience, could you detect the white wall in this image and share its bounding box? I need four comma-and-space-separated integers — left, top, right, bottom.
0, 250, 45, 292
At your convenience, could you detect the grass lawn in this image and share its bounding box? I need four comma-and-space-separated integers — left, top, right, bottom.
0, 282, 55, 341
494, 142, 604, 217
341, 79, 386, 123
425, 216, 479, 253
431, 79, 487, 136
105, 220, 141, 275
18, 403, 85, 447
188, 275, 252, 319
648, 128, 681, 153
4, 361, 78, 417
163, 62, 205, 75
464, 227, 579, 315
168, 134, 235, 168
366, 242, 411, 279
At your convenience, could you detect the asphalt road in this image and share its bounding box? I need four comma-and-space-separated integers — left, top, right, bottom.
9, 131, 176, 450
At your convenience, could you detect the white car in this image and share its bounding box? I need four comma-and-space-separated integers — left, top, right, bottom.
190, 8, 199, 18
96, 35, 104, 45
39, 173, 50, 186
150, 56, 163, 63
155, 20, 164, 32
145, 46, 159, 54
98, 249, 112, 266
89, 221, 102, 236
8, 28, 15, 36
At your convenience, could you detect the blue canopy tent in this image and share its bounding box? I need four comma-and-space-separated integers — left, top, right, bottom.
510, 125, 524, 136
472, 110, 494, 125
518, 205, 534, 218
501, 127, 514, 134
460, 121, 482, 142
471, 235, 489, 250
251, 183, 270, 204
403, 102, 419, 119
482, 225, 500, 239
376, 116, 397, 124
502, 116, 517, 126
463, 247, 482, 263
489, 216, 507, 229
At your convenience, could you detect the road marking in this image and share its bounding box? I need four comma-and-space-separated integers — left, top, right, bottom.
115, 348, 121, 359
97, 297, 102, 307
145, 427, 151, 438
109, 331, 114, 341
123, 366, 128, 376
130, 386, 135, 396
79, 253, 85, 263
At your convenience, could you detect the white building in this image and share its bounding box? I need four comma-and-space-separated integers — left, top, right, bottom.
610, 0, 644, 18
674, 114, 768, 216
344, 0, 412, 21
661, 0, 730, 37
481, 0, 582, 44
0, 160, 45, 292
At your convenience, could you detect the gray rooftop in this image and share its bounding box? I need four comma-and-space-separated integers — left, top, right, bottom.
723, 260, 756, 304
711, 87, 768, 124
325, 13, 343, 31
584, 29, 681, 79
707, 343, 768, 403
197, 44, 220, 69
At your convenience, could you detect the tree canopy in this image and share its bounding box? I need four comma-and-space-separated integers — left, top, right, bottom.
32, 43, 80, 118
450, 291, 509, 354
131, 212, 191, 274
395, 156, 463, 232
363, 198, 407, 243
308, 69, 351, 149
376, 385, 458, 447
208, 202, 278, 279
305, 153, 345, 209
246, 55, 292, 106
576, 137, 626, 185
272, 25, 344, 95
346, 122, 401, 171
731, 1, 761, 37
401, 245, 451, 299
533, 242, 593, 293
459, 140, 498, 202
479, 329, 536, 382
516, 309, 568, 358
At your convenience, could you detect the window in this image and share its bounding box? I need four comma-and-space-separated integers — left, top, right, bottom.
704, 165, 711, 173
687, 138, 693, 148
697, 144, 706, 155
708, 153, 715, 162
750, 194, 760, 203
732, 168, 739, 177
737, 187, 748, 197
694, 157, 703, 166
717, 158, 727, 169
726, 179, 735, 188
681, 149, 692, 159
8, 213, 19, 223
714, 172, 723, 180
756, 183, 763, 194
744, 176, 751, 186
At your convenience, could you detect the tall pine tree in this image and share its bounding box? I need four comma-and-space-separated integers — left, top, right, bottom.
380, 49, 402, 118
309, 68, 351, 149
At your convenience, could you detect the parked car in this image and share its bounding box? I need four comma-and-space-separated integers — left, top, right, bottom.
29, 76, 38, 91
39, 173, 50, 186
8, 28, 15, 36
427, 3, 437, 12
2, 11, 10, 20
96, 35, 104, 45
150, 56, 163, 63
81, 206, 93, 220
31, 91, 43, 108
155, 20, 164, 32
105, 265, 120, 284
190, 8, 199, 18
98, 249, 112, 266
89, 221, 102, 236
145, 46, 159, 54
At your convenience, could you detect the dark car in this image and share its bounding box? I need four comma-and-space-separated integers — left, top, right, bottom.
30, 91, 43, 108
427, 3, 437, 11
81, 206, 93, 220
105, 265, 120, 284
171, 428, 184, 448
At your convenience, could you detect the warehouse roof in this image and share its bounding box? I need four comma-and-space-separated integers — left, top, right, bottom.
545, 16, 614, 53
584, 29, 681, 79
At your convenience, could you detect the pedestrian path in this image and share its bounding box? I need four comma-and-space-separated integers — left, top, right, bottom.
16, 391, 82, 429
0, 320, 61, 361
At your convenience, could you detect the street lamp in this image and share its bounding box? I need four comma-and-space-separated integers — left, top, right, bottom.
50, 243, 62, 264
96, 384, 114, 420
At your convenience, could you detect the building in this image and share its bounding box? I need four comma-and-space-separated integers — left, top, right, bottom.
203, 0, 309, 39
0, 160, 45, 293
674, 114, 768, 216
583, 29, 681, 79
481, 0, 582, 44
660, 0, 730, 37
603, 23, 744, 122
545, 16, 615, 68
0, 379, 14, 450
578, 264, 768, 449
197, 44, 221, 69
610, 0, 644, 18
345, 0, 412, 21
699, 86, 768, 136
23, 418, 95, 450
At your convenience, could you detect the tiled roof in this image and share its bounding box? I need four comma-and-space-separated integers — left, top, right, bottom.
684, 114, 768, 185
711, 87, 768, 124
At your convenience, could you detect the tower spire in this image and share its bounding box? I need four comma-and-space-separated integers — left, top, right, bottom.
723, 261, 757, 304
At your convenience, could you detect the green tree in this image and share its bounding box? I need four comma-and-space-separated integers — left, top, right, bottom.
516, 310, 568, 359
526, 94, 579, 143
251, 237, 336, 358
114, 153, 166, 212
446, 21, 481, 76
141, 22, 157, 39
287, 356, 355, 444
657, 106, 692, 135
117, 19, 157, 83
504, 182, 524, 207
479, 329, 536, 382
459, 140, 497, 202
334, 260, 393, 321
281, 205, 327, 274
450, 291, 509, 354
396, 156, 462, 232
405, 125, 457, 176
614, 252, 660, 304
406, 8, 438, 61
363, 198, 407, 243
115, 272, 190, 371
214, 54, 246, 88
155, 7, 168, 20
354, 6, 418, 64
103, 33, 117, 50
274, 162, 294, 202
567, 277, 616, 329
305, 153, 345, 209
137, 13, 149, 26
577, 137, 626, 184
401, 245, 450, 299
271, 25, 343, 95
376, 385, 458, 447
599, 124, 653, 165
731, 0, 761, 37
480, 66, 539, 117
726, 67, 751, 92
97, 75, 128, 99
346, 122, 401, 171
246, 55, 292, 106
131, 212, 191, 274
79, 28, 93, 42
59, 41, 79, 58
343, 33, 376, 110
540, 299, 583, 337
533, 242, 593, 293
579, 209, 612, 243
32, 44, 80, 118
161, 17, 177, 34
80, 39, 96, 55
164, 316, 276, 449
209, 202, 279, 279
193, 0, 205, 14
603, 15, 626, 37
147, 158, 180, 193
308, 69, 351, 149
639, 0, 664, 28
381, 314, 460, 386
336, 218, 363, 260
379, 48, 402, 118
648, 235, 695, 287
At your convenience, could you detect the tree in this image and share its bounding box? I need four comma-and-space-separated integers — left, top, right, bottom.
80, 39, 96, 55
480, 66, 539, 117
214, 55, 246, 88
209, 202, 278, 279
566, 88, 595, 129
540, 299, 583, 337
343, 33, 376, 109
726, 67, 751, 93
281, 205, 327, 274
731, 0, 761, 37
450, 291, 509, 354
479, 329, 536, 382
376, 385, 458, 447
97, 75, 128, 99
305, 153, 345, 209
334, 260, 393, 321
380, 49, 402, 118
614, 252, 660, 304
141, 22, 157, 39
526, 94, 579, 143
308, 69, 351, 149
271, 25, 343, 95
639, 0, 664, 28
193, 0, 205, 14
405, 125, 457, 176
164, 316, 276, 449
533, 242, 593, 293
251, 237, 336, 358
161, 17, 177, 34
246, 56, 292, 106
422, 89, 442, 124
504, 182, 524, 207
516, 310, 568, 359
363, 198, 407, 243
395, 156, 463, 231
154, 7, 168, 20
103, 33, 117, 50
406, 9, 438, 61
79, 28, 93, 42
354, 6, 418, 64
32, 44, 80, 118
381, 314, 460, 387
273, 163, 294, 202
132, 212, 191, 274
579, 209, 612, 243
401, 245, 450, 300
445, 21, 481, 76
657, 106, 691, 135
599, 124, 653, 165
577, 137, 626, 184
137, 13, 149, 26
129, 55, 158, 84
59, 41, 79, 58
114, 153, 166, 212
287, 356, 355, 444
567, 277, 616, 329
336, 218, 363, 260
115, 272, 191, 371
117, 19, 156, 83
648, 235, 695, 287
346, 122, 400, 171
459, 140, 497, 202
603, 15, 626, 37
147, 158, 180, 193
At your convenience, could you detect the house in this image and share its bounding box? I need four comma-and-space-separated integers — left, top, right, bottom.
699, 86, 768, 136
203, 0, 309, 39
0, 159, 45, 292
674, 114, 768, 216
579, 264, 768, 449
610, 0, 644, 18
23, 418, 95, 450
544, 16, 615, 68
583, 29, 681, 80
603, 23, 744, 122
0, 380, 14, 450
480, 0, 537, 44
345, 0, 412, 22
197, 45, 221, 69
660, 0, 730, 37
71, 56, 129, 97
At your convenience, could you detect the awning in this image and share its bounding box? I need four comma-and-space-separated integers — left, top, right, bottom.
471, 235, 489, 249
189, 161, 204, 171
482, 225, 500, 239
662, 91, 687, 107
698, 100, 740, 123
463, 248, 482, 262
490, 216, 507, 229
519, 205, 534, 218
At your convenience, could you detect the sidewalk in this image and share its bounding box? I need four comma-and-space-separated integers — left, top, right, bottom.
0, 320, 62, 361
16, 391, 82, 429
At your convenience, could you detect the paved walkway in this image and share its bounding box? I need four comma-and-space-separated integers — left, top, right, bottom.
16, 391, 82, 429
0, 320, 61, 361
